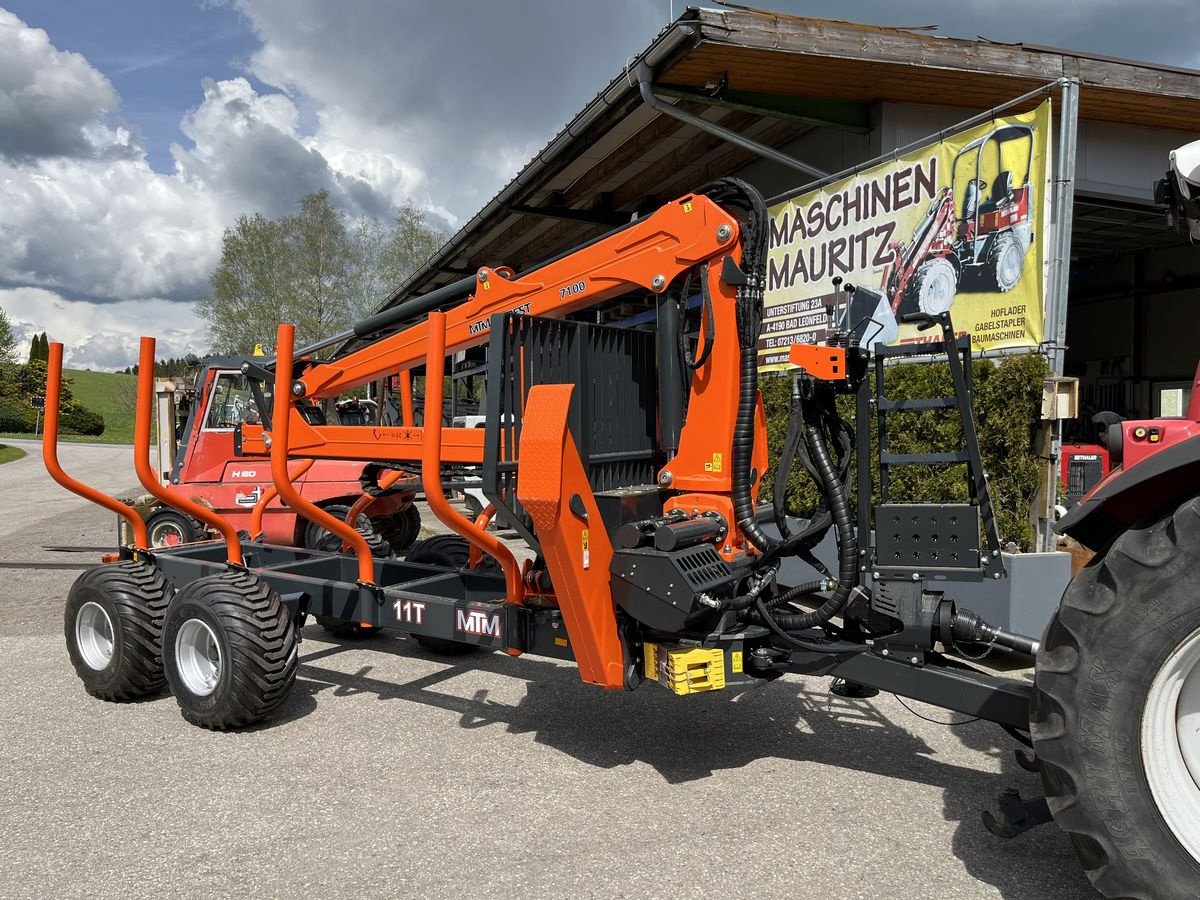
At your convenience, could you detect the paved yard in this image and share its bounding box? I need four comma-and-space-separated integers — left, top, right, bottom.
0, 438, 1098, 899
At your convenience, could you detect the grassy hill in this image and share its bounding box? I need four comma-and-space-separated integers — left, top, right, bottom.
0, 368, 138, 445
63, 368, 138, 443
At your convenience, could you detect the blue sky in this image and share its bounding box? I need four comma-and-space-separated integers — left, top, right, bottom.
4, 1, 260, 172
0, 0, 1197, 371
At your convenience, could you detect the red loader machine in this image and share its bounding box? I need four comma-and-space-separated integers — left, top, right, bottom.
888, 124, 1036, 317
44, 176, 1200, 898
126, 359, 421, 554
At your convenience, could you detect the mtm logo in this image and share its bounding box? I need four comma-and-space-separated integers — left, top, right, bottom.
455, 608, 501, 638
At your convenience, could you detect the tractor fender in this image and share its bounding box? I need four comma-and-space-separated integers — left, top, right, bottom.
1056, 433, 1200, 550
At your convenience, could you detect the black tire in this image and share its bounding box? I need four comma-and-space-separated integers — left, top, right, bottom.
372, 504, 422, 556
162, 570, 298, 730
313, 615, 381, 639
1031, 498, 1200, 899
64, 561, 172, 701
986, 230, 1025, 292
304, 504, 391, 558
145, 510, 200, 548
406, 535, 498, 655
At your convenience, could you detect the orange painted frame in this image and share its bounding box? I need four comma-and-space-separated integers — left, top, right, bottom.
43, 342, 150, 551
134, 337, 243, 565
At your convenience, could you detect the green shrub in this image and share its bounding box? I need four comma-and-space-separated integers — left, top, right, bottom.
0, 396, 34, 432
59, 404, 105, 436
761, 353, 1048, 550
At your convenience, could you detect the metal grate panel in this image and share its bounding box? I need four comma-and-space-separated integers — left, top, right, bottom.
482, 313, 658, 553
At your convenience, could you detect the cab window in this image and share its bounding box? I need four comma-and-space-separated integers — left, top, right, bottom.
202, 373, 260, 430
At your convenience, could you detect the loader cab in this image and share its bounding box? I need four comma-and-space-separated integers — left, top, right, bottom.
168, 359, 270, 486
951, 124, 1035, 290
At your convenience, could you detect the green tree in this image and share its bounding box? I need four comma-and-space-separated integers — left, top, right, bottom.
352, 201, 445, 318
0, 308, 17, 363
198, 192, 446, 354
198, 213, 293, 355
286, 190, 357, 346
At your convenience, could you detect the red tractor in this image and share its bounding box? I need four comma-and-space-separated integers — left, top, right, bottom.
126, 357, 421, 554
889, 123, 1036, 317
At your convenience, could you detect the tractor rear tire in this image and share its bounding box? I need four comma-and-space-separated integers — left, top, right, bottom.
162, 570, 298, 730
145, 510, 201, 548
406, 535, 499, 655
1031, 498, 1200, 899
986, 230, 1026, 292
64, 561, 172, 701
373, 503, 422, 556
305, 504, 391, 558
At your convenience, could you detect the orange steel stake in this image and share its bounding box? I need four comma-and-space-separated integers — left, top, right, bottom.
250, 458, 314, 540
399, 369, 414, 427
271, 323, 376, 585
42, 342, 150, 551
134, 337, 244, 565
422, 311, 523, 605
467, 503, 498, 569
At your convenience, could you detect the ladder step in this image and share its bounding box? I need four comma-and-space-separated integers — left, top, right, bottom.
877, 397, 960, 412
881, 451, 971, 466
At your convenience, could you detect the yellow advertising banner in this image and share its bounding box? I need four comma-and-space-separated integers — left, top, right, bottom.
760, 100, 1053, 369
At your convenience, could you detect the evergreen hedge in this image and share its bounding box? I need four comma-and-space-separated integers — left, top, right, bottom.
760, 353, 1048, 550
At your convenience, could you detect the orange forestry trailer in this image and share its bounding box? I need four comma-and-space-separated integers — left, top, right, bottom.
44, 176, 1200, 898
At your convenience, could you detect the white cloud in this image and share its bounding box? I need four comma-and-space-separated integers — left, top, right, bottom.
0, 8, 136, 162
0, 8, 454, 356
0, 287, 204, 371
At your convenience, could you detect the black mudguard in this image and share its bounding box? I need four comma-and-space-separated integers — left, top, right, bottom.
1057, 433, 1200, 551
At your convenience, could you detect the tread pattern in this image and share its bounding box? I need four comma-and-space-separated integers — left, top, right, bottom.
64, 561, 172, 701
164, 570, 298, 730
1031, 497, 1200, 900
372, 504, 422, 556
305, 504, 391, 558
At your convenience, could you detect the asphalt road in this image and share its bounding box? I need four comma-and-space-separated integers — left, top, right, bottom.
0, 438, 1099, 899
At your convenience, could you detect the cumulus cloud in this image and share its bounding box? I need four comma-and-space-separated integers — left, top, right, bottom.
171, 76, 396, 220
0, 288, 203, 370
0, 7, 446, 362
0, 9, 138, 163
229, 0, 665, 216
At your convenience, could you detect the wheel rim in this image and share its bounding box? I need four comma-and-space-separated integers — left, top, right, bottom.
918, 262, 957, 314
996, 239, 1024, 289
1141, 623, 1200, 864
150, 521, 185, 547
76, 601, 114, 671
175, 618, 222, 697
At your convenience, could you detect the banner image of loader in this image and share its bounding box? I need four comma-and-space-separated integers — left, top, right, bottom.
761, 101, 1052, 368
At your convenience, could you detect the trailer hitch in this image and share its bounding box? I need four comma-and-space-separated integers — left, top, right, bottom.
981, 788, 1053, 839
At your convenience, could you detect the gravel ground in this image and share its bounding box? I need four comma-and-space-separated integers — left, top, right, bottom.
0, 438, 1100, 900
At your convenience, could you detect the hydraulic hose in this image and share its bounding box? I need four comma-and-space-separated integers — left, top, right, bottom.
733, 327, 774, 552
699, 177, 774, 555
748, 394, 858, 629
